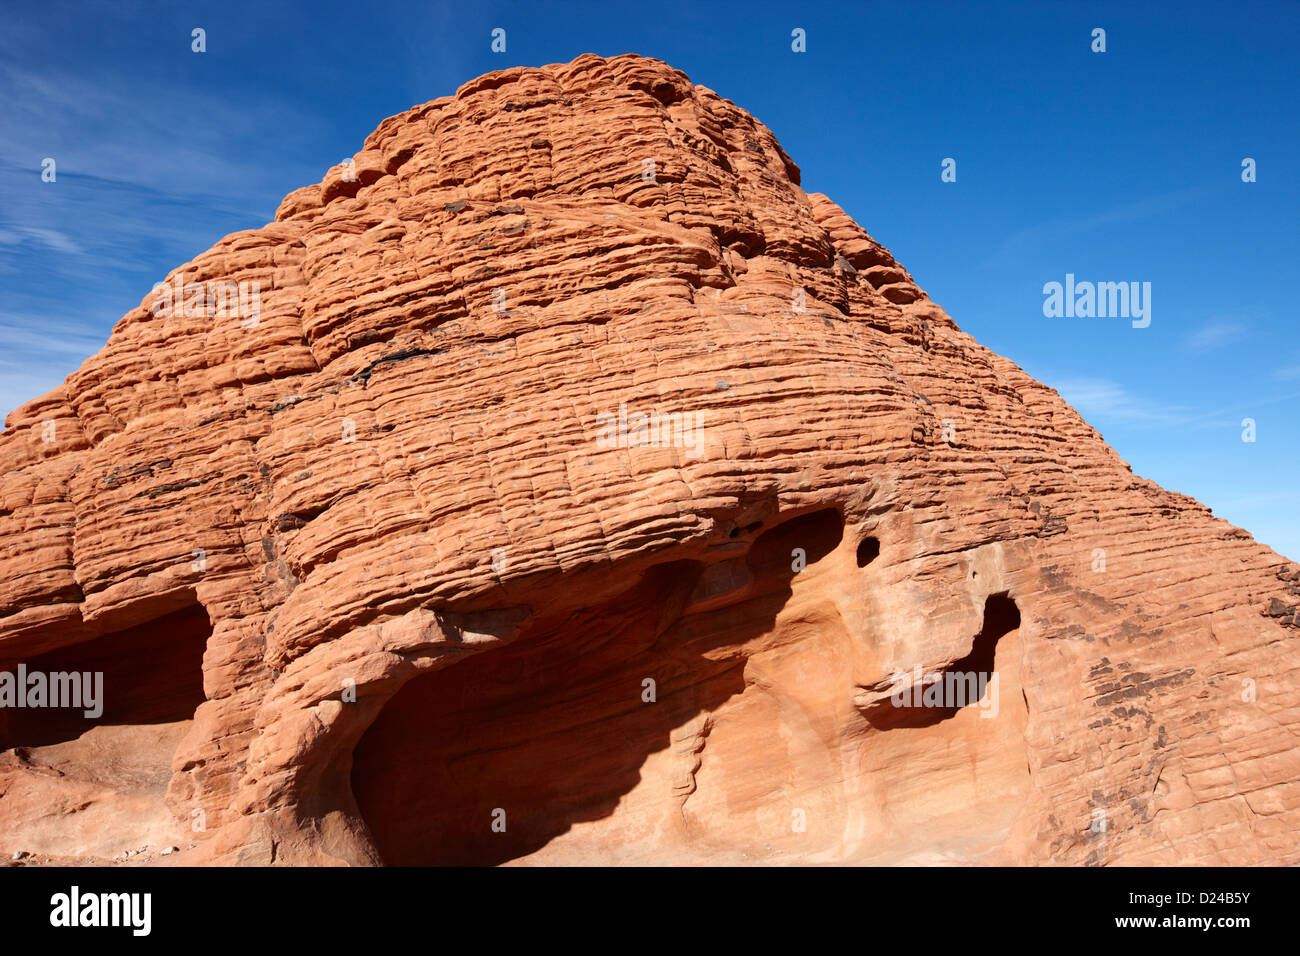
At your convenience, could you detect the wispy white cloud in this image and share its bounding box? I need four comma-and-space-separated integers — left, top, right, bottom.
1185, 318, 1248, 352
0, 317, 107, 357
0, 62, 325, 204
1213, 490, 1300, 510
995, 186, 1215, 261
1051, 376, 1193, 427
0, 56, 333, 296
0, 52, 342, 399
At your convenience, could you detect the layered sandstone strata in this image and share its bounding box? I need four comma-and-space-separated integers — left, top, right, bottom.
1, 53, 1297, 866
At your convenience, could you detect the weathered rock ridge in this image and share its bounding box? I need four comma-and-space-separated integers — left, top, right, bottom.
2, 53, 1297, 866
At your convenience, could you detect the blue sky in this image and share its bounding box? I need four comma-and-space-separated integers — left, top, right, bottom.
2, 0, 1297, 558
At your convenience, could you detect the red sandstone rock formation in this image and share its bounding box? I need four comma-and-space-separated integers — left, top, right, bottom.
2, 53, 1298, 867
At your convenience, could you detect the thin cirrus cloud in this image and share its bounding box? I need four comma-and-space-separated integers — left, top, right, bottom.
0, 55, 333, 424
993, 185, 1215, 264
0, 61, 322, 200
0, 225, 81, 256
0, 316, 107, 357
1184, 319, 1248, 352
1055, 375, 1300, 433
0, 162, 274, 275
0, 59, 329, 281
1050, 377, 1193, 428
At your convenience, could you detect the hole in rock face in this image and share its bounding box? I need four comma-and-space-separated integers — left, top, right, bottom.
974, 593, 1021, 660
863, 592, 1020, 730
855, 591, 1030, 862
350, 509, 845, 866
856, 537, 880, 568
0, 602, 211, 750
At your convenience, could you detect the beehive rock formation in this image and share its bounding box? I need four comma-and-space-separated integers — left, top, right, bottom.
2, 53, 1298, 867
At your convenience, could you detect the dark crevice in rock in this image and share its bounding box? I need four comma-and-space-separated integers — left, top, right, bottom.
861, 593, 1020, 731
